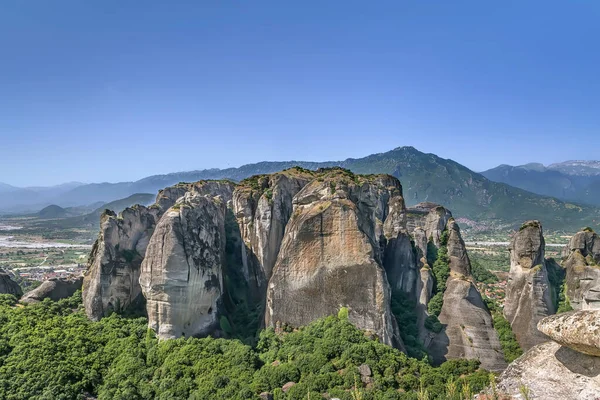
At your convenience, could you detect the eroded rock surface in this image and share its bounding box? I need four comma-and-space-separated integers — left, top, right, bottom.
428, 220, 507, 371
498, 341, 600, 400
504, 220, 555, 350
405, 202, 452, 248
232, 169, 314, 292
140, 192, 227, 339
537, 310, 600, 357
21, 277, 82, 303
0, 269, 22, 297
83, 206, 159, 320
265, 170, 402, 347
563, 229, 600, 310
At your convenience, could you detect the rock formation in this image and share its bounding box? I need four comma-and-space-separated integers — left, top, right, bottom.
427, 219, 507, 371
405, 202, 452, 249
0, 269, 22, 297
83, 181, 235, 321
563, 228, 600, 310
140, 191, 227, 339
498, 309, 600, 399
20, 277, 82, 303
503, 220, 555, 350
83, 206, 160, 320
232, 168, 314, 292
265, 170, 402, 347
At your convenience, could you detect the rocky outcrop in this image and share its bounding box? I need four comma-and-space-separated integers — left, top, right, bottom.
83, 181, 235, 321
232, 168, 314, 292
427, 219, 507, 371
140, 191, 227, 339
498, 309, 600, 399
0, 269, 22, 297
21, 277, 82, 303
83, 205, 160, 320
265, 170, 402, 347
405, 202, 452, 249
537, 310, 600, 357
503, 221, 555, 350
563, 229, 600, 310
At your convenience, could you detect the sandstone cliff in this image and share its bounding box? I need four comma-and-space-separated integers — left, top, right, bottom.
499, 309, 600, 399
140, 191, 227, 339
427, 219, 507, 371
21, 277, 82, 303
405, 202, 452, 249
0, 269, 22, 297
232, 168, 314, 292
83, 206, 159, 320
83, 181, 235, 321
265, 169, 402, 347
563, 229, 600, 310
503, 221, 555, 350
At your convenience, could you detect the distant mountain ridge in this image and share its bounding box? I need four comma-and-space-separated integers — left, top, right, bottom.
2, 147, 600, 232
482, 160, 600, 207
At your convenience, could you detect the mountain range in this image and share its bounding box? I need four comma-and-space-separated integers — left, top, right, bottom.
482, 161, 600, 207
2, 147, 600, 232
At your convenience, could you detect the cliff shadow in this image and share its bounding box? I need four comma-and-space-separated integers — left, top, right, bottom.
554, 345, 600, 378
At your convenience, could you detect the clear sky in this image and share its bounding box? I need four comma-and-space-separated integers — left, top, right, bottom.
1, 1, 599, 186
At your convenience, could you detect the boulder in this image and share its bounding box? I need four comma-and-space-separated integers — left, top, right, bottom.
498, 341, 600, 400
282, 382, 296, 393
265, 170, 402, 347
0, 269, 22, 297
537, 310, 600, 357
140, 192, 227, 339
503, 220, 555, 350
21, 277, 82, 303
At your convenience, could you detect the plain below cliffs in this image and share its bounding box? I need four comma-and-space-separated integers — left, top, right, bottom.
139, 191, 227, 339
504, 221, 555, 351
563, 228, 600, 310
265, 170, 403, 347
427, 219, 507, 371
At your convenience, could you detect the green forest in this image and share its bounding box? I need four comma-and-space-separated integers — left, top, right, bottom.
0, 292, 491, 400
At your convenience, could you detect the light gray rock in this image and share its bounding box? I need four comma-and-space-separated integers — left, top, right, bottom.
564, 230, 600, 310
504, 220, 555, 350
0, 269, 22, 297
83, 206, 159, 320
232, 169, 314, 292
427, 219, 507, 371
21, 277, 82, 303
140, 192, 227, 339
537, 310, 600, 357
265, 171, 402, 348
405, 202, 452, 248
498, 341, 600, 400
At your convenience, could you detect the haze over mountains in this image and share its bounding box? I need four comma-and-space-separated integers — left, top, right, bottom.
2, 146, 599, 232
482, 160, 600, 207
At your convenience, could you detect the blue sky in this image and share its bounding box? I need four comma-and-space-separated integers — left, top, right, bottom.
1, 1, 599, 186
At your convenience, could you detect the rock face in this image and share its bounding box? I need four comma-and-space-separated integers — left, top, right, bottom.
405, 202, 452, 248
504, 221, 555, 350
499, 309, 600, 399
232, 169, 314, 292
21, 277, 82, 303
0, 269, 22, 297
563, 229, 600, 310
83, 181, 235, 321
537, 310, 600, 357
83, 206, 160, 320
140, 191, 227, 339
498, 341, 600, 400
265, 170, 402, 347
427, 220, 507, 371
